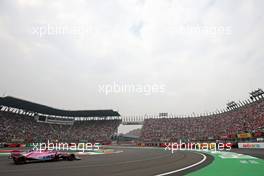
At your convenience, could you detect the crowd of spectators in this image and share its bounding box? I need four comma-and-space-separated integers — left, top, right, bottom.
0, 111, 121, 143
141, 99, 264, 143
2, 98, 264, 144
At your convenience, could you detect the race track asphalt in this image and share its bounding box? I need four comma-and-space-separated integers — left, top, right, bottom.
0, 147, 213, 176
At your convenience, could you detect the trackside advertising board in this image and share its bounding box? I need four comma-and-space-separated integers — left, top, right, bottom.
238, 143, 264, 149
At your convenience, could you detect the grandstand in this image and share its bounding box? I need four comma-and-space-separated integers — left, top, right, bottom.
0, 96, 121, 144
141, 92, 264, 145
1, 92, 264, 146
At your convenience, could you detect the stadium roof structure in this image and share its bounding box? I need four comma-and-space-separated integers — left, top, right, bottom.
0, 96, 120, 117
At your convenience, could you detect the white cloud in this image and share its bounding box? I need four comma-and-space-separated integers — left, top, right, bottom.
0, 0, 263, 118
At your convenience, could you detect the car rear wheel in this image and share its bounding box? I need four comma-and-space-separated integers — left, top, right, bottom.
13, 157, 26, 164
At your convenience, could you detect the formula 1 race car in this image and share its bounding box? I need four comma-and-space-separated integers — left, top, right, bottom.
10, 150, 80, 164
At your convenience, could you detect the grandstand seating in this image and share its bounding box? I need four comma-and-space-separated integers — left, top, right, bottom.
141, 99, 264, 143
0, 111, 121, 143
0, 96, 121, 144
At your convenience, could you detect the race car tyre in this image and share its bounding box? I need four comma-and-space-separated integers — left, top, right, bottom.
54, 154, 60, 161
67, 154, 75, 161
13, 157, 26, 164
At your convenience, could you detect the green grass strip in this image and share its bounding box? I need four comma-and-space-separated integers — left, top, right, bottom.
188, 151, 264, 176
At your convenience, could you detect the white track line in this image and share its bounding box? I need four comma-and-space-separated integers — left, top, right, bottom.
155, 152, 207, 176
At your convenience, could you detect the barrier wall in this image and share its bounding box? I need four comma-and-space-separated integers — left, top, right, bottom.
238, 142, 264, 149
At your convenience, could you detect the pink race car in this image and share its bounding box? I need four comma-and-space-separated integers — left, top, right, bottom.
10, 150, 80, 164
